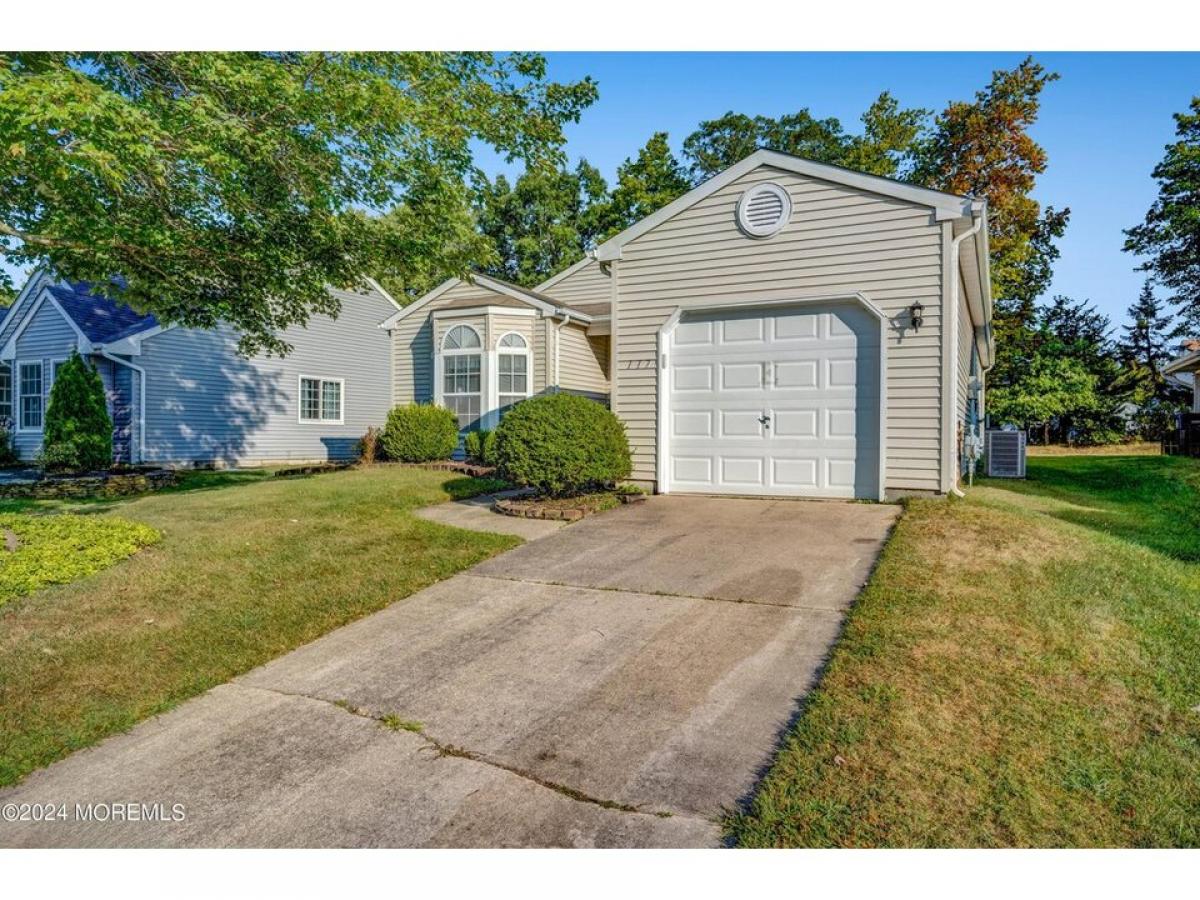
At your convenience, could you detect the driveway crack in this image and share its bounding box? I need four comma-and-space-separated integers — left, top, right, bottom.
236, 682, 686, 822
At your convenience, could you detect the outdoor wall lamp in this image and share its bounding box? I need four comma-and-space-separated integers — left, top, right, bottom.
909, 300, 925, 331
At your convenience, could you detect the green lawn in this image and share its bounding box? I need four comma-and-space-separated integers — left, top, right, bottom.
0, 466, 518, 787
731, 453, 1200, 848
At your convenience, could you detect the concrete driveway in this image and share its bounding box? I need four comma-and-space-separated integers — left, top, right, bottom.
0, 496, 898, 848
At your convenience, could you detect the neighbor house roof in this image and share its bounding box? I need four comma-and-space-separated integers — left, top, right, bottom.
1164, 347, 1200, 376
46, 282, 158, 344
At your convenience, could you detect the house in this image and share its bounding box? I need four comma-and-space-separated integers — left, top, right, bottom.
0, 271, 397, 467
389, 149, 993, 499
1164, 339, 1200, 413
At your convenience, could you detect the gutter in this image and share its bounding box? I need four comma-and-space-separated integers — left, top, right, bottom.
948, 214, 984, 498
96, 347, 147, 465
553, 313, 572, 390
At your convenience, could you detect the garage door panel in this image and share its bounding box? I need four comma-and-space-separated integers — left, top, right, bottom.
720, 363, 763, 390
774, 360, 818, 388
720, 457, 764, 486
773, 408, 818, 437
668, 302, 881, 499
720, 409, 765, 438
673, 364, 713, 391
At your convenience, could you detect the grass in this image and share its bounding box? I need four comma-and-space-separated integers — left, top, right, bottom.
0, 466, 519, 787
730, 451, 1200, 848
1027, 440, 1162, 457
0, 513, 160, 608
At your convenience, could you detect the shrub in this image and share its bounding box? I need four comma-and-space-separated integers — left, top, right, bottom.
41, 352, 113, 473
494, 393, 631, 496
0, 418, 17, 467
357, 425, 382, 465
463, 429, 498, 466
380, 404, 458, 462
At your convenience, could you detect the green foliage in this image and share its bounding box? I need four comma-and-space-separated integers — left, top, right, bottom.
599, 132, 692, 236
475, 160, 611, 287
463, 428, 498, 466
0, 52, 597, 354
41, 352, 113, 472
1125, 96, 1200, 333
494, 393, 631, 496
380, 404, 458, 462
681, 91, 928, 182
0, 513, 160, 608
0, 420, 17, 467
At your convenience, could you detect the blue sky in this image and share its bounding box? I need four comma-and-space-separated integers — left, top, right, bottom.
479, 52, 1200, 329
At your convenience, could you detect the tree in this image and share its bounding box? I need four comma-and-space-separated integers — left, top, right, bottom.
599, 133, 692, 237
681, 92, 928, 183
1117, 281, 1190, 438
0, 52, 597, 353
913, 57, 1069, 314
1124, 96, 1200, 334
473, 159, 610, 287
41, 351, 113, 472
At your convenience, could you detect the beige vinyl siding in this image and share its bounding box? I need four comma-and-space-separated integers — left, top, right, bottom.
556, 322, 609, 398
614, 165, 946, 492
538, 258, 611, 308
390, 281, 492, 404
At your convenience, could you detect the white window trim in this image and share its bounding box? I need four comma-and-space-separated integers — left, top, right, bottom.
297, 375, 346, 425
0, 363, 11, 422
16, 359, 45, 433
490, 331, 533, 422
436, 324, 484, 431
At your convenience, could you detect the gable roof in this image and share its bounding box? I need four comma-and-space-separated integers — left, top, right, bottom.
1165, 347, 1200, 376
592, 148, 981, 262
46, 282, 158, 344
379, 272, 597, 329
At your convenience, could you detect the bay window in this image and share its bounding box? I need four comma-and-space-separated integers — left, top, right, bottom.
441, 325, 482, 431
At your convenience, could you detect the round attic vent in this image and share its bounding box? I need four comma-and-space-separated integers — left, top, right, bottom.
736, 182, 792, 238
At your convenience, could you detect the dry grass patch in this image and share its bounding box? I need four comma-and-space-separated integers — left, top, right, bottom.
730, 454, 1200, 847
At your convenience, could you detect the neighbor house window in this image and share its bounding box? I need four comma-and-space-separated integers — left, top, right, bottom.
497, 332, 530, 413
441, 324, 482, 431
299, 376, 343, 423
19, 362, 43, 430
0, 366, 11, 422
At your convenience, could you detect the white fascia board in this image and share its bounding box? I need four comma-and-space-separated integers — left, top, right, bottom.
534, 256, 594, 293
472, 274, 594, 324
1164, 349, 1200, 376
101, 323, 173, 356
594, 149, 976, 261
0, 268, 53, 341
362, 276, 403, 312
432, 306, 539, 320
0, 288, 93, 360
378, 277, 462, 330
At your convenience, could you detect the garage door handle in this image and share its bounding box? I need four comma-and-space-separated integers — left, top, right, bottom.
759, 414, 772, 428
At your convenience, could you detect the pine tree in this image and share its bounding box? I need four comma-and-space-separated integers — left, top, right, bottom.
41, 351, 113, 472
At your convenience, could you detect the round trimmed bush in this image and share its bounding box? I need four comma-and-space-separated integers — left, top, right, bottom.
494, 393, 631, 496
380, 404, 458, 462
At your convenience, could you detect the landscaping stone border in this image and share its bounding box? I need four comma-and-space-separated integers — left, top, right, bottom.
389, 460, 497, 478
493, 491, 645, 522
0, 468, 177, 499
273, 462, 355, 478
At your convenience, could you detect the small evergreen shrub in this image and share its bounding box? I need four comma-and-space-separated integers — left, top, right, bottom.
0, 418, 17, 467
380, 404, 458, 462
357, 425, 382, 465
463, 429, 498, 466
41, 352, 113, 473
494, 393, 631, 496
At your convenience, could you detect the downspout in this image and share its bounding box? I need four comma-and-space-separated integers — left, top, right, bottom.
96, 347, 146, 465
948, 214, 983, 498
553, 313, 572, 392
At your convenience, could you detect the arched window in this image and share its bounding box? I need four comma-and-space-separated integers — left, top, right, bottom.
496, 331, 530, 413
441, 325, 482, 430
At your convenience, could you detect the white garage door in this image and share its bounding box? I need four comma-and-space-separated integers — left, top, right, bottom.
666, 302, 881, 499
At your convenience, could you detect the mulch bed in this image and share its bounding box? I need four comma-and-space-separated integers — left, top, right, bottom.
494, 490, 645, 522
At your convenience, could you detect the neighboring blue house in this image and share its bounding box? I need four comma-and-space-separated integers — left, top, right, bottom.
0, 270, 398, 467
